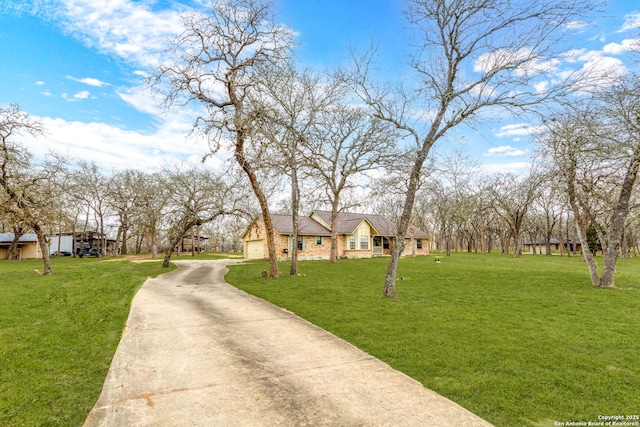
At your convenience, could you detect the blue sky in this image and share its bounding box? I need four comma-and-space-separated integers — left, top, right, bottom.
0, 0, 638, 172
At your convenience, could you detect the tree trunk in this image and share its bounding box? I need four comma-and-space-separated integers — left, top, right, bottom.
5, 230, 20, 260
290, 169, 300, 276
513, 231, 523, 258
382, 150, 426, 297
162, 229, 189, 268
162, 248, 173, 268
191, 227, 196, 257
121, 218, 129, 255
235, 133, 278, 278
558, 211, 565, 256
599, 152, 640, 288
567, 173, 600, 285
621, 231, 630, 259
545, 218, 553, 256
114, 226, 122, 256
71, 230, 78, 258
383, 237, 406, 297
98, 216, 106, 256
56, 226, 62, 256
329, 198, 340, 264
593, 223, 607, 258
33, 224, 52, 275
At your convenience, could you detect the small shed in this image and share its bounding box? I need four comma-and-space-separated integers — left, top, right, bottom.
0, 233, 42, 259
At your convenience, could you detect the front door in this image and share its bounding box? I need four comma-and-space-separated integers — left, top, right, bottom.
373, 236, 383, 255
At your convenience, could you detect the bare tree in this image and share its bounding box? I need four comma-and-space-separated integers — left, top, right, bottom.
249, 63, 341, 275
107, 169, 148, 255
346, 0, 595, 296
158, 166, 243, 268
69, 161, 112, 255
152, 0, 294, 277
306, 103, 399, 263
0, 104, 64, 274
541, 75, 640, 287
531, 179, 564, 256
419, 151, 481, 255
132, 172, 167, 258
489, 172, 542, 258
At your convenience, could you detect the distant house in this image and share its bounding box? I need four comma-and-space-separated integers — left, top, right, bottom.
179, 234, 209, 254
522, 238, 582, 255
0, 233, 42, 259
242, 210, 430, 260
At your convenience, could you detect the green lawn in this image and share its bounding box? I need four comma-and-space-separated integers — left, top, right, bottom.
225, 253, 640, 427
0, 256, 173, 427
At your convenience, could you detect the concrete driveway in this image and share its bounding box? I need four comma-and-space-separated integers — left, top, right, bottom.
84, 259, 493, 427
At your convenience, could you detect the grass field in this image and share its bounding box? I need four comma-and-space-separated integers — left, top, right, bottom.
0, 256, 173, 427
225, 253, 640, 427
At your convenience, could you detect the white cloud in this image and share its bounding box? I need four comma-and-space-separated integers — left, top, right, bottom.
619, 13, 640, 33
66, 75, 109, 87
493, 123, 539, 138
474, 47, 561, 78
560, 48, 586, 64
533, 81, 549, 94
555, 49, 627, 91
117, 86, 164, 116
602, 39, 638, 55
73, 90, 91, 100
45, 0, 188, 68
565, 20, 590, 33
485, 145, 528, 157
21, 114, 226, 172
481, 161, 530, 174
35, 81, 45, 86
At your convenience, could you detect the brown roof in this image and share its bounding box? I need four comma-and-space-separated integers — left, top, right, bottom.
252, 211, 428, 239
271, 215, 331, 236
311, 211, 429, 239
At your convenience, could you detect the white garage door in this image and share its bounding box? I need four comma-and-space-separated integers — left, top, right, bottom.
246, 240, 265, 259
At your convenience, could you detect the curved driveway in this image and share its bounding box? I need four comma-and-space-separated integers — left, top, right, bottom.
84, 259, 492, 426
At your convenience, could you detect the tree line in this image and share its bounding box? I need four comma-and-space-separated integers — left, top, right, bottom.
0, 131, 252, 273
3, 0, 638, 294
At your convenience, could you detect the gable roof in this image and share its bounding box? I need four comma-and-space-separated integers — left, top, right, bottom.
311, 210, 428, 239
244, 211, 429, 239
271, 215, 331, 236
311, 210, 376, 234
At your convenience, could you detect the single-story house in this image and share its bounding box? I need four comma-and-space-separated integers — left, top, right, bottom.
0, 233, 42, 259
522, 238, 582, 254
242, 210, 430, 260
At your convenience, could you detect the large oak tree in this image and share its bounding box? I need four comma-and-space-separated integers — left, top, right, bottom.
346, 0, 596, 297
153, 0, 294, 277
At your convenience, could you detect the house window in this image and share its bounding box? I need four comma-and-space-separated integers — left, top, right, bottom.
349, 236, 356, 250
315, 236, 323, 245
297, 237, 304, 251
416, 239, 423, 249
360, 235, 369, 250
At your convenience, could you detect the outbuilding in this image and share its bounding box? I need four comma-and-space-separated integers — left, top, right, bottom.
0, 233, 42, 259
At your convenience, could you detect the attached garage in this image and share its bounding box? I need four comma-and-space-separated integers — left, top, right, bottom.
245, 240, 265, 259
